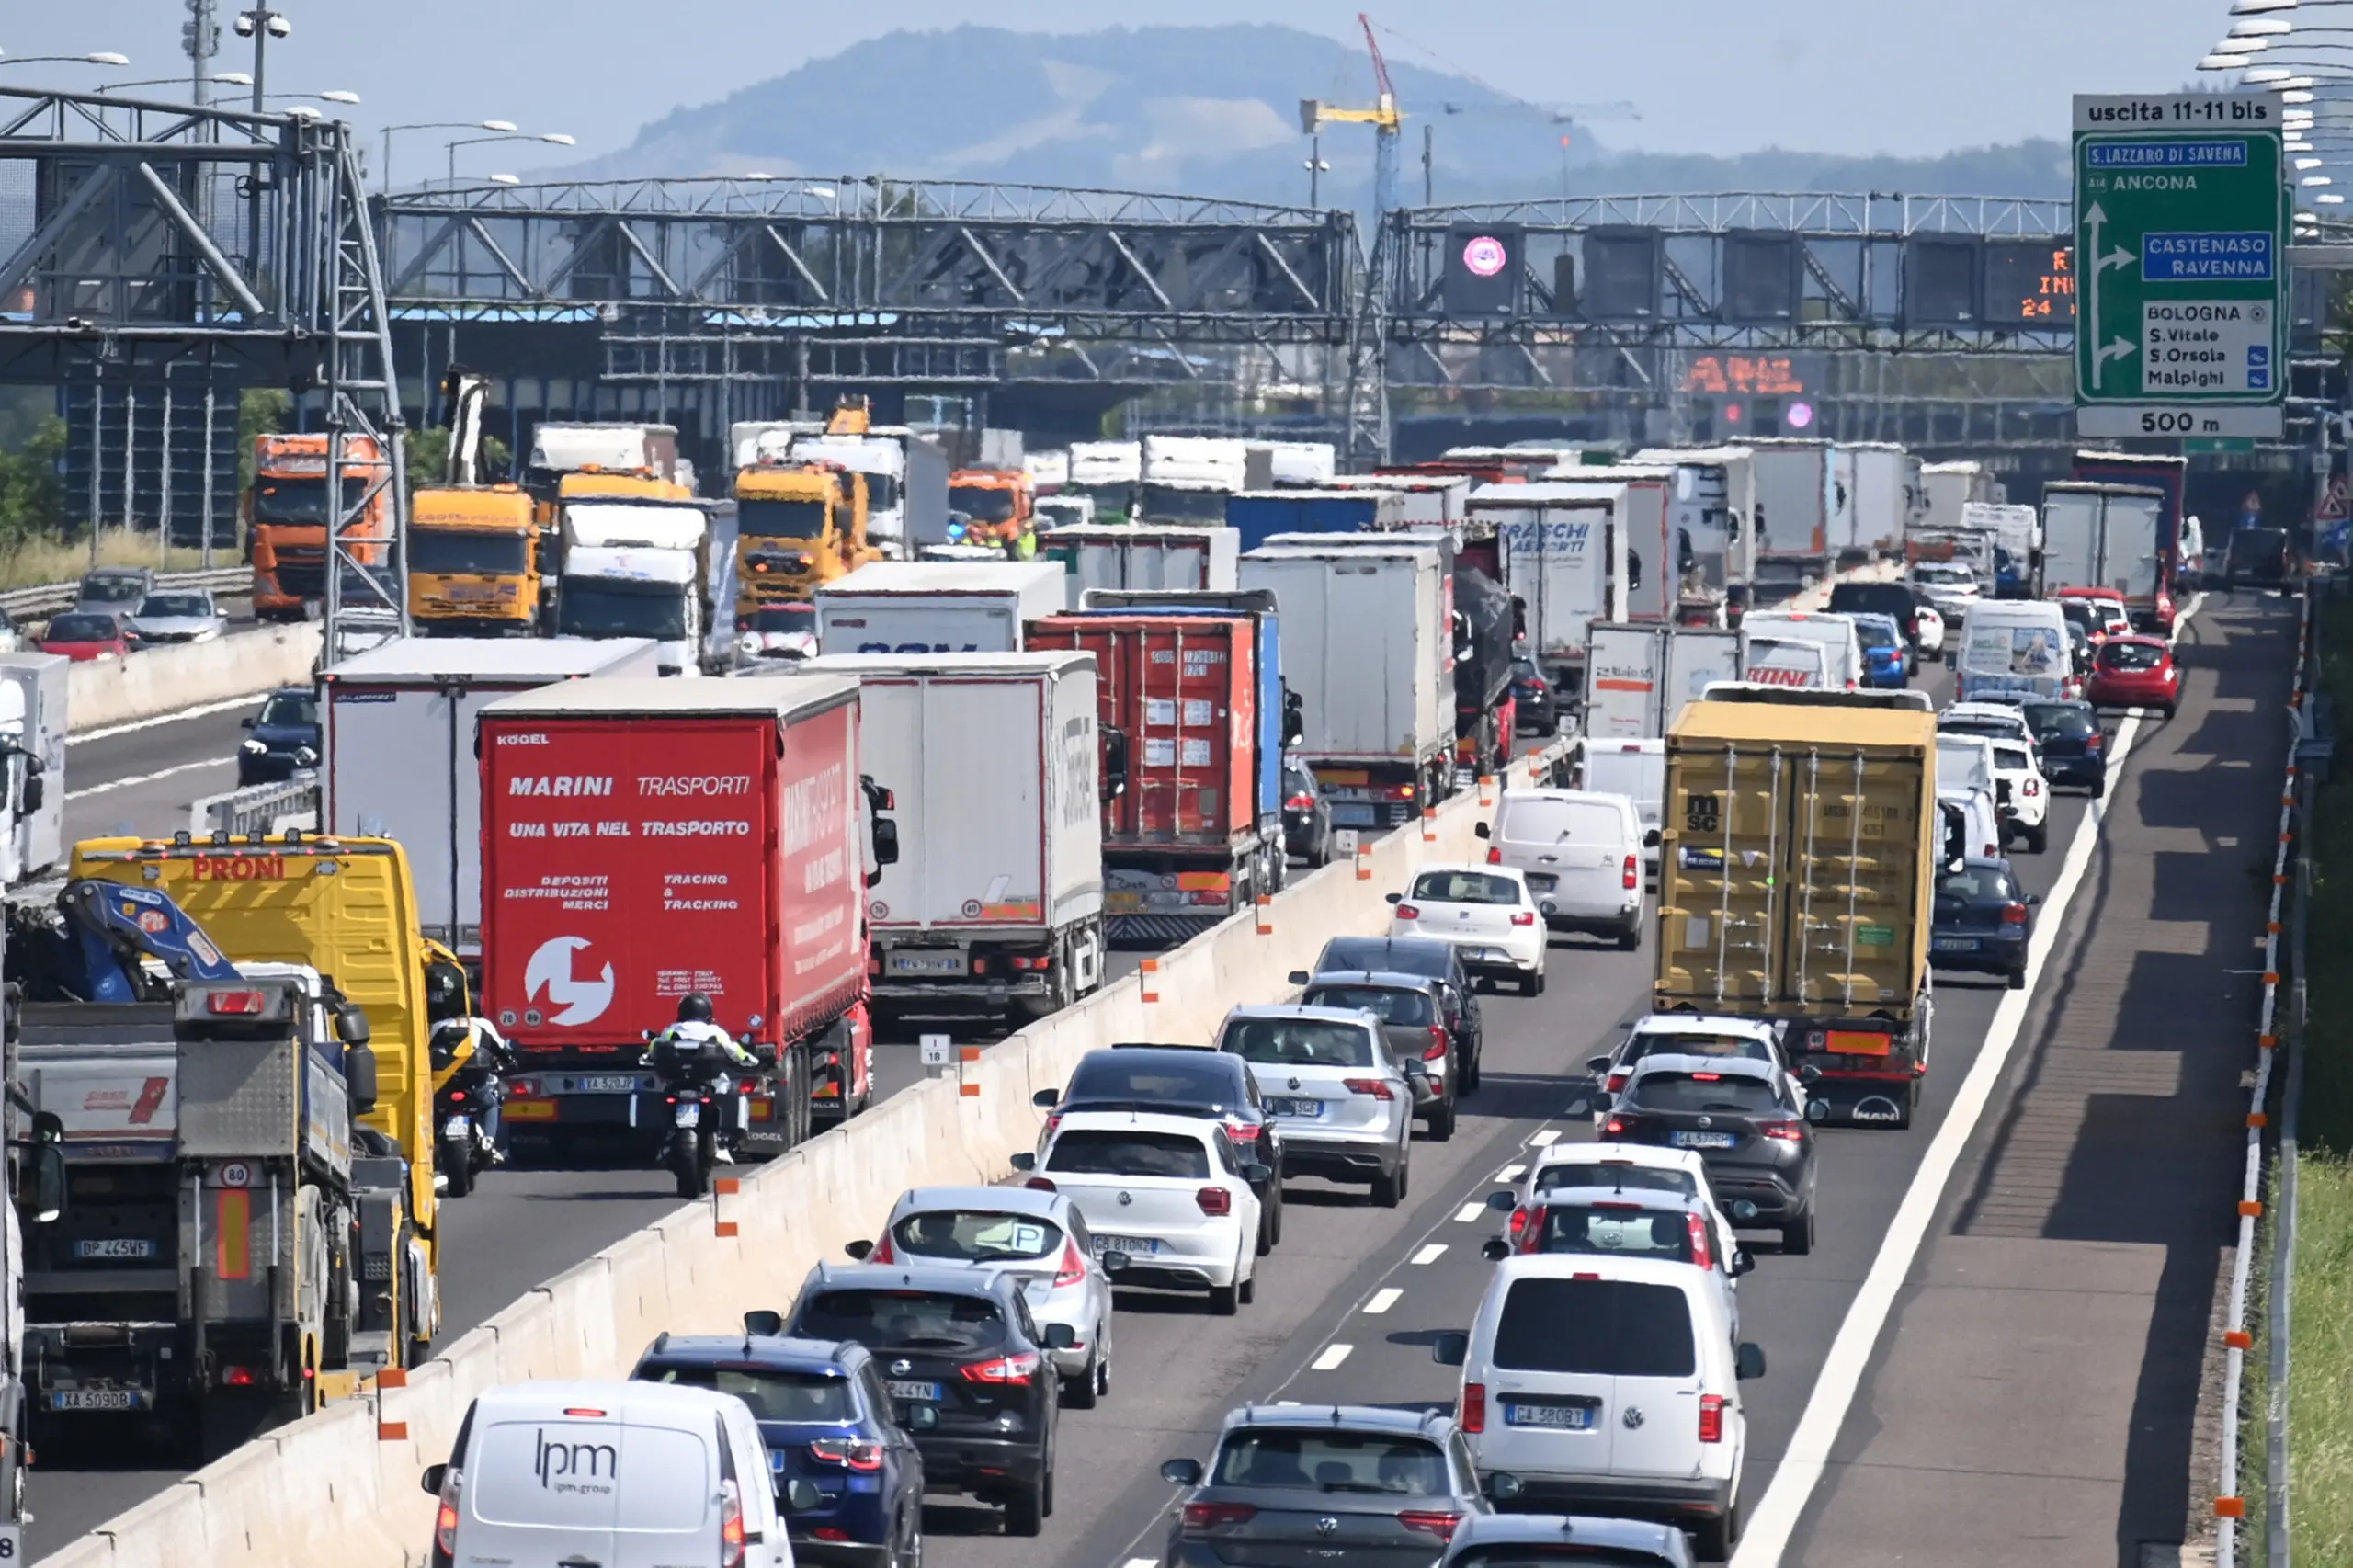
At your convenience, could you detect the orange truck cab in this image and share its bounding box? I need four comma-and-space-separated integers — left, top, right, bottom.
948, 468, 1037, 558
246, 433, 391, 620
733, 462, 878, 608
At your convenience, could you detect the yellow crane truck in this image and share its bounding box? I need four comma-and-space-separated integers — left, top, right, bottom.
410, 369, 547, 635
733, 461, 879, 607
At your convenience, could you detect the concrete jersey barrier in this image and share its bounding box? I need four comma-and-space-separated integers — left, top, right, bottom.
66, 625, 321, 734
36, 743, 1569, 1568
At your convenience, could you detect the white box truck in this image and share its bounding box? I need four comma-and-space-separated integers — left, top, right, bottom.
2040, 483, 2166, 609
0, 652, 66, 884
1332, 472, 1472, 527
1239, 541, 1454, 826
1748, 438, 1836, 569
1540, 468, 1679, 623
788, 652, 1106, 1021
1634, 444, 1756, 604
321, 636, 662, 951
1842, 442, 1921, 556
1465, 482, 1631, 694
813, 561, 1065, 654
1581, 623, 1745, 740
1040, 524, 1240, 607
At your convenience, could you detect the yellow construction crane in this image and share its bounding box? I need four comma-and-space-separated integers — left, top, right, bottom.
1298, 13, 1404, 215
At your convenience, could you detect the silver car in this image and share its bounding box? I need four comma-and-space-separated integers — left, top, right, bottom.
74, 566, 151, 618
124, 589, 227, 645
1214, 1004, 1419, 1209
846, 1184, 1115, 1408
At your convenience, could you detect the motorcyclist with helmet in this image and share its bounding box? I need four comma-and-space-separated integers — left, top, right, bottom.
651, 993, 757, 1163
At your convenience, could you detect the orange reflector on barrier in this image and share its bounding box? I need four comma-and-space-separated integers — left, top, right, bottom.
2217, 1497, 2247, 1519
377, 1368, 408, 1390
715, 1178, 742, 1197
715, 1221, 740, 1238
2240, 1199, 2263, 1218
2225, 1329, 2253, 1350
379, 1422, 409, 1442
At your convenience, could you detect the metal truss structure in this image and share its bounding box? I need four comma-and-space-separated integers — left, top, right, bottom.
0, 85, 407, 653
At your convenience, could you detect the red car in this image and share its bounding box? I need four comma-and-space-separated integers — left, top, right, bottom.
40, 610, 131, 661
2085, 634, 2180, 717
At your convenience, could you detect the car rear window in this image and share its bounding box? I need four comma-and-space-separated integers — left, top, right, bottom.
1531, 1204, 1697, 1264
1939, 721, 2018, 745
1449, 1548, 1679, 1567
2099, 641, 2165, 671
137, 595, 210, 618
1304, 984, 1434, 1027
1222, 1017, 1377, 1068
792, 1289, 1007, 1353
1625, 1072, 1781, 1114
1211, 1430, 1450, 1494
1828, 585, 1912, 619
2023, 703, 2097, 740
1492, 1278, 1696, 1378
1852, 617, 1902, 650
469, 1417, 709, 1528
1317, 937, 1448, 980
1993, 744, 2033, 772
1499, 799, 1621, 845
1066, 1052, 1237, 1108
1045, 1129, 1211, 1179
1625, 1032, 1768, 1068
1532, 1163, 1697, 1199
639, 1363, 858, 1422
1410, 869, 1525, 904
890, 1209, 1063, 1264
1938, 866, 2018, 903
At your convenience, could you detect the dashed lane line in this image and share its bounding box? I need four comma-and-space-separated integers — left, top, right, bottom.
1411, 1244, 1447, 1266
1364, 1288, 1402, 1315
1310, 1344, 1353, 1371
1451, 1203, 1484, 1222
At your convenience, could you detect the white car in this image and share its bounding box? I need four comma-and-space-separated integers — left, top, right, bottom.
1388, 863, 1548, 994
1013, 1110, 1265, 1314
1489, 1142, 1748, 1264
1433, 1253, 1766, 1560
1586, 1013, 1810, 1125
1910, 560, 1983, 620
1988, 735, 2051, 853
1939, 700, 2035, 748
1215, 1003, 1418, 1207
1912, 602, 1946, 656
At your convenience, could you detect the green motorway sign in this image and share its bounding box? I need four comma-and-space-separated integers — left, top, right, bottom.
2073, 92, 2287, 439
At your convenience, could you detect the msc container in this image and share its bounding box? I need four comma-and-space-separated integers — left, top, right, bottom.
813, 561, 1064, 654
323, 637, 662, 951
1466, 483, 1631, 687
1747, 439, 1835, 564
1040, 524, 1240, 607
1224, 489, 1404, 551
1655, 699, 1936, 1123
476, 677, 868, 1129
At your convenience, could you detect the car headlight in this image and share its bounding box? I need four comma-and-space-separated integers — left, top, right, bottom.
240, 739, 267, 756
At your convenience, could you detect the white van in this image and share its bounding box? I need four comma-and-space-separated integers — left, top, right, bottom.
1953, 600, 2075, 702
1739, 611, 1862, 690
1433, 1253, 1765, 1559
424, 1380, 798, 1568
1579, 740, 1665, 886
1479, 788, 1645, 948
1741, 635, 1829, 690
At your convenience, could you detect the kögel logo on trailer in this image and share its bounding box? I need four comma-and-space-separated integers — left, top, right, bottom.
1461, 234, 1508, 278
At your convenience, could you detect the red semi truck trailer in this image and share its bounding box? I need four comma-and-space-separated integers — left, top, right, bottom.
476, 676, 881, 1150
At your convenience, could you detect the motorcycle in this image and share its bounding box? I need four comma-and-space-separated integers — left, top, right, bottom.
649, 1029, 774, 1199
430, 1021, 506, 1199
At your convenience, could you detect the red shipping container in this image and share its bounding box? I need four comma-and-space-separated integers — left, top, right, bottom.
1028, 614, 1256, 847
476, 677, 868, 1057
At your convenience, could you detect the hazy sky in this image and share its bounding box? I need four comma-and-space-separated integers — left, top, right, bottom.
0, 2, 2236, 166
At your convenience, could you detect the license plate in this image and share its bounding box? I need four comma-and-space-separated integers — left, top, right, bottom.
1331, 803, 1378, 826
574, 1074, 641, 1093
1934, 937, 1980, 952
442, 1115, 472, 1136
1265, 1096, 1324, 1119
675, 1103, 701, 1128
1523, 872, 1557, 892
888, 951, 966, 975
884, 1380, 941, 1403
1672, 1131, 1737, 1149
1504, 1401, 1595, 1429
1092, 1233, 1164, 1256
73, 1238, 156, 1260
51, 1389, 141, 1411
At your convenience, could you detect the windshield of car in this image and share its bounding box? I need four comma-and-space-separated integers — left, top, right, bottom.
1317, 938, 1447, 981
1500, 798, 1621, 845
46, 614, 118, 642
1065, 1053, 1237, 1108
1625, 1071, 1781, 1114
1045, 1129, 1211, 1178
1533, 1162, 1697, 1199
1626, 1031, 1768, 1068
1304, 984, 1434, 1027
1211, 1431, 1451, 1495
1531, 1203, 1697, 1263
890, 1210, 1063, 1264
1409, 869, 1523, 905
2098, 641, 2165, 672
257, 692, 318, 729
1938, 865, 2019, 903
638, 1363, 859, 1422
792, 1289, 1008, 1353
1494, 1278, 1695, 1378
2023, 703, 2097, 741
135, 594, 210, 619
1221, 1017, 1377, 1068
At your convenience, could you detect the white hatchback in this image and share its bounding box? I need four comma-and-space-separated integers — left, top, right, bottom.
1389, 864, 1549, 994
1988, 736, 2051, 853
1489, 1142, 1745, 1266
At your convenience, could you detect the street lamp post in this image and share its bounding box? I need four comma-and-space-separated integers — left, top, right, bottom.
381, 120, 517, 195
446, 131, 574, 187
0, 52, 132, 69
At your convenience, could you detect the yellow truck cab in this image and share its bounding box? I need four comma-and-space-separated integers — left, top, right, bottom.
407, 483, 542, 634
69, 830, 446, 1371
733, 462, 879, 606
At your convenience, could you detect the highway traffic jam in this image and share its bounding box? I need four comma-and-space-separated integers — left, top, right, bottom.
12, 426, 2270, 1568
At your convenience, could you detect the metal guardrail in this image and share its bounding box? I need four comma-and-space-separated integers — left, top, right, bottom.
187, 773, 320, 840
0, 565, 250, 621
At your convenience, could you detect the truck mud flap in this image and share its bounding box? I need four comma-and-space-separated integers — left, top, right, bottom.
1108, 913, 1222, 947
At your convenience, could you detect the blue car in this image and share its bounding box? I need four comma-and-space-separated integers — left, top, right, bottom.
236, 686, 320, 785
1851, 611, 1909, 688
1931, 856, 2039, 990
631, 1325, 925, 1567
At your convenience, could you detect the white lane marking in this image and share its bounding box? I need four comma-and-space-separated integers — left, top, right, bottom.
1452, 1203, 1484, 1222
1529, 1129, 1560, 1146
1496, 1163, 1527, 1181
1364, 1287, 1402, 1315
66, 757, 233, 801
1411, 1244, 1447, 1265
69, 695, 260, 744
1123, 1559, 1161, 1568
1310, 1344, 1353, 1371
1731, 694, 2162, 1564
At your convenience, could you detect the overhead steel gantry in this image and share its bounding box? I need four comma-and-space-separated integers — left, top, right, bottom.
0, 85, 407, 653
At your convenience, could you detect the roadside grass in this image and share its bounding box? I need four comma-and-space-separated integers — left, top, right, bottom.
0, 534, 220, 594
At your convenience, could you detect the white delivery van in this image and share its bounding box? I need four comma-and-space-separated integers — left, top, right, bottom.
1478, 788, 1645, 948
0, 652, 66, 886
1953, 600, 2074, 702
1740, 611, 1863, 690
814, 561, 1064, 654
424, 1380, 795, 1568
1579, 739, 1666, 885
1741, 635, 1830, 690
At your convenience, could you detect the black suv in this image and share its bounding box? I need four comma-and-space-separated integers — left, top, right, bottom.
1033, 1046, 1284, 1251
1299, 933, 1485, 1092
783, 1261, 1069, 1536
1603, 1052, 1820, 1256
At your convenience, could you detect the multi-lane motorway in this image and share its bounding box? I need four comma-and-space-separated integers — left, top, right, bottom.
28, 596, 2285, 1565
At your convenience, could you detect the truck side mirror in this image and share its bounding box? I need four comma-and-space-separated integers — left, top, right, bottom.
1282, 687, 1305, 747
28, 1143, 65, 1223
337, 1005, 371, 1047
1473, 822, 1490, 839
344, 1044, 380, 1117
18, 774, 40, 815
1101, 727, 1130, 801
870, 817, 900, 875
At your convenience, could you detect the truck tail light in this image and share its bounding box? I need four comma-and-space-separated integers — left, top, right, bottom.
1183, 1501, 1258, 1532
1623, 855, 1639, 891
1054, 1239, 1087, 1288
1395, 903, 1420, 920
1389, 783, 1418, 801
1461, 1382, 1486, 1434
1343, 1077, 1395, 1101
1699, 1393, 1727, 1444
207, 990, 267, 1016
1424, 1028, 1449, 1062
1011, 954, 1052, 971
960, 1351, 1041, 1385
1196, 1186, 1233, 1217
